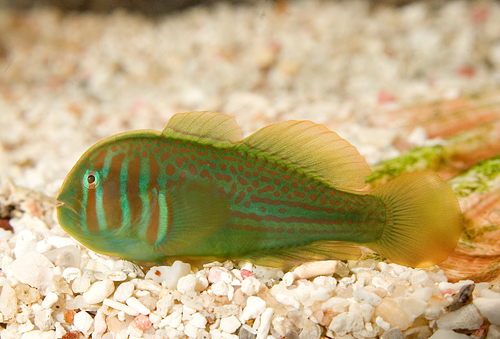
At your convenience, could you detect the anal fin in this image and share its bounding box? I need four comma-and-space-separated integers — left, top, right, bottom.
243, 241, 362, 268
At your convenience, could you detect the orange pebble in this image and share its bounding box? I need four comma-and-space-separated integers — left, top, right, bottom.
134, 314, 152, 330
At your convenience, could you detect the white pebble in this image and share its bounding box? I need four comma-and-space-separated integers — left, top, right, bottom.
10, 251, 55, 293
113, 281, 135, 302
145, 261, 191, 289
310, 287, 332, 302
219, 315, 241, 333
83, 279, 115, 304
71, 273, 92, 294
328, 312, 364, 336
275, 294, 300, 309
242, 296, 267, 321
282, 272, 296, 286
106, 271, 127, 281
436, 304, 483, 330
20, 330, 56, 339
473, 298, 500, 326
73, 311, 94, 336
352, 284, 382, 306
241, 277, 261, 296
14, 230, 38, 259
62, 267, 81, 282
398, 297, 427, 322
184, 323, 199, 338
293, 260, 338, 279
92, 310, 107, 338
211, 280, 229, 296
177, 274, 197, 294
103, 298, 139, 316
41, 292, 58, 309
0, 283, 17, 319
33, 304, 54, 331
190, 313, 207, 328
126, 297, 151, 315
256, 308, 274, 339
375, 316, 390, 331
160, 311, 182, 328
428, 329, 471, 339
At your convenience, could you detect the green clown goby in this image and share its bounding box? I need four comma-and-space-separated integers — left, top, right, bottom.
57, 111, 462, 267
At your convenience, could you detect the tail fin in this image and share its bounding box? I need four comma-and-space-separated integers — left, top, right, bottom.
367, 173, 462, 267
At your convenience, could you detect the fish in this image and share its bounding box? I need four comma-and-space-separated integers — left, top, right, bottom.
56, 111, 463, 267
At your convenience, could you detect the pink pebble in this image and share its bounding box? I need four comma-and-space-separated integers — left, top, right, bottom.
134, 314, 152, 330
441, 289, 456, 296
241, 269, 254, 279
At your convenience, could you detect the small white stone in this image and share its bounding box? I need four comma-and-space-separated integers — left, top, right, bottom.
113, 281, 135, 302
18, 320, 35, 333
41, 292, 58, 309
293, 260, 338, 279
275, 293, 300, 309
136, 280, 162, 294
184, 323, 199, 338
310, 287, 332, 302
83, 279, 115, 304
10, 251, 55, 293
160, 311, 182, 328
242, 296, 267, 321
33, 305, 55, 332
398, 297, 427, 322
479, 288, 500, 299
473, 297, 500, 326
241, 277, 261, 296
71, 273, 92, 294
165, 261, 191, 289
103, 298, 139, 316
0, 283, 17, 319
349, 302, 374, 323
190, 312, 207, 329
126, 297, 151, 315
20, 330, 56, 339
106, 271, 127, 281
177, 274, 197, 294
219, 315, 241, 333
73, 311, 94, 336
14, 230, 38, 259
328, 312, 364, 336
256, 308, 274, 339
211, 280, 229, 296
42, 245, 81, 268
353, 284, 382, 306
145, 261, 191, 287
375, 316, 390, 331
436, 304, 483, 330
62, 267, 81, 282
487, 325, 500, 339
282, 272, 296, 286
92, 310, 107, 338
428, 329, 470, 339
321, 297, 351, 313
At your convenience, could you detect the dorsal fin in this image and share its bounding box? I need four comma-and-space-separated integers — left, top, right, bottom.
240, 120, 371, 191
162, 111, 243, 143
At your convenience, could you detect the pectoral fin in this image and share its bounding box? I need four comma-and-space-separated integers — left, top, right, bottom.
155, 179, 232, 255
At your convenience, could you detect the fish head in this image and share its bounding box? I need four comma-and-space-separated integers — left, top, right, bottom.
56, 142, 125, 242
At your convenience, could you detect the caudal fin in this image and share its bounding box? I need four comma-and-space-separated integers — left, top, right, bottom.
367, 172, 462, 267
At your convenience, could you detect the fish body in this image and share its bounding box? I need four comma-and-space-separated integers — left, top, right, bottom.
57, 111, 462, 267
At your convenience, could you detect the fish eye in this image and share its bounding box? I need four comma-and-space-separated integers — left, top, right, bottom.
83, 170, 100, 189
